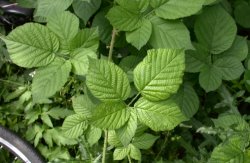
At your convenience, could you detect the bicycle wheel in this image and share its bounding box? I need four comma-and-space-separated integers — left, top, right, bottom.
0, 125, 45, 163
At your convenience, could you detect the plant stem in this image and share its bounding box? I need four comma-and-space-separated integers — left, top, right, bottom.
102, 130, 108, 163
108, 28, 117, 61
128, 155, 132, 163
0, 78, 23, 86
154, 132, 169, 161
128, 93, 140, 106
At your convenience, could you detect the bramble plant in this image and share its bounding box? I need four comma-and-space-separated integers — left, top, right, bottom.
1, 0, 250, 162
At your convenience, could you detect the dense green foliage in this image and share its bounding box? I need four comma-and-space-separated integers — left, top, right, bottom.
1, 0, 250, 162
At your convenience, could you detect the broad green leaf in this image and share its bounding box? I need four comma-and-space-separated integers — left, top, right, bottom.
209, 135, 248, 163
47, 107, 74, 120
119, 54, 144, 73
234, 2, 250, 28
3, 23, 59, 68
150, 0, 168, 8
72, 94, 95, 118
132, 133, 159, 149
215, 36, 248, 61
172, 83, 199, 119
199, 65, 222, 92
115, 0, 149, 12
126, 19, 152, 50
149, 16, 193, 49
70, 28, 99, 52
86, 126, 102, 146
61, 114, 87, 138
72, 0, 101, 24
35, 0, 73, 19
204, 0, 220, 5
41, 114, 53, 127
185, 43, 210, 73
155, 0, 205, 19
113, 147, 129, 160
106, 6, 143, 31
70, 48, 97, 76
194, 5, 237, 54
90, 102, 130, 129
108, 130, 123, 147
129, 144, 141, 160
92, 9, 112, 44
86, 59, 131, 102
32, 58, 72, 101
47, 11, 79, 52
214, 57, 244, 81
134, 49, 185, 101
213, 114, 250, 131
134, 98, 186, 131
116, 110, 137, 146
4, 86, 26, 102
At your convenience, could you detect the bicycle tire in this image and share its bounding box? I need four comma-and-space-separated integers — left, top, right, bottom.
0, 125, 45, 163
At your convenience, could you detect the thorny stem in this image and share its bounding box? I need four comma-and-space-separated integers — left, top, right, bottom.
102, 130, 108, 163
128, 155, 132, 163
108, 28, 117, 61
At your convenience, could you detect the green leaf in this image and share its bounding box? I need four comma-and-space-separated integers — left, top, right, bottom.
126, 19, 152, 50
35, 0, 73, 20
90, 102, 130, 129
132, 133, 159, 149
72, 94, 95, 118
149, 16, 193, 49
215, 36, 248, 61
32, 58, 72, 101
199, 65, 222, 92
116, 110, 137, 146
234, 2, 250, 28
3, 23, 59, 68
108, 130, 123, 147
70, 28, 99, 52
134, 98, 186, 131
41, 114, 53, 127
155, 0, 205, 19
62, 114, 88, 138
113, 147, 129, 160
172, 83, 199, 119
185, 43, 210, 73
129, 144, 141, 160
115, 0, 149, 12
72, 0, 101, 24
70, 48, 97, 76
92, 9, 112, 44
106, 6, 143, 31
47, 107, 74, 120
150, 0, 168, 8
214, 57, 244, 81
47, 11, 79, 52
86, 59, 131, 102
86, 126, 102, 146
209, 135, 248, 163
194, 5, 237, 54
134, 49, 185, 101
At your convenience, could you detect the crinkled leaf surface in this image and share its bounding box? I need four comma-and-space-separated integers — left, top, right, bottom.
132, 133, 158, 149
126, 19, 152, 50
134, 49, 185, 101
70, 48, 97, 76
61, 114, 88, 138
194, 5, 237, 54
3, 23, 59, 68
90, 102, 130, 129
87, 59, 131, 102
172, 83, 199, 119
113, 146, 129, 160
155, 0, 205, 19
106, 6, 142, 31
72, 94, 95, 118
47, 11, 79, 52
115, 0, 149, 12
129, 144, 141, 160
73, 0, 101, 24
32, 58, 71, 101
149, 16, 193, 49
116, 110, 137, 146
70, 28, 99, 52
134, 98, 186, 131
